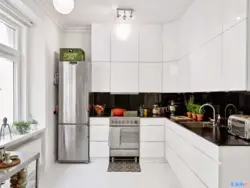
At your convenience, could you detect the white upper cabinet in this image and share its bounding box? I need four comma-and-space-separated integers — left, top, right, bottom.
163, 21, 180, 61
190, 36, 222, 92
111, 24, 139, 62
163, 61, 180, 93
91, 24, 111, 62
222, 20, 247, 91
139, 63, 162, 93
222, 0, 247, 31
111, 63, 139, 93
139, 25, 163, 62
91, 62, 111, 92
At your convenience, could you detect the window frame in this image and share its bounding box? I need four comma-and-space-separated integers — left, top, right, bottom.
0, 11, 26, 122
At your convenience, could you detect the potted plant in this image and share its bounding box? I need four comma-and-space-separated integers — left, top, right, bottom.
13, 121, 31, 135
191, 104, 197, 120
29, 119, 38, 130
196, 106, 205, 121
186, 96, 194, 118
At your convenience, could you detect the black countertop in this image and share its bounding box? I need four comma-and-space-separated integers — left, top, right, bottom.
169, 118, 250, 146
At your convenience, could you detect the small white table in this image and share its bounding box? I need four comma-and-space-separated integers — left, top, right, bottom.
0, 152, 40, 188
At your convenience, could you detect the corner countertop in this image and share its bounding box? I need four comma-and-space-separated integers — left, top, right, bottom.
169, 118, 250, 146
0, 127, 45, 149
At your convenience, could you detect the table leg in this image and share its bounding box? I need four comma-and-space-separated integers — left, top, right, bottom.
35, 158, 39, 188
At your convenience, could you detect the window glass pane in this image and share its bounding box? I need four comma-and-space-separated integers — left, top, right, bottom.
0, 57, 14, 123
0, 21, 15, 48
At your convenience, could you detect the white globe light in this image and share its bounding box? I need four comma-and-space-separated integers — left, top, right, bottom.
115, 24, 132, 41
53, 0, 75, 14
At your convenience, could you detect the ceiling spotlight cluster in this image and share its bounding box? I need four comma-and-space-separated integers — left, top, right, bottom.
116, 8, 134, 20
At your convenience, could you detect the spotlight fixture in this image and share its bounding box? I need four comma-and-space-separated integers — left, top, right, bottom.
116, 8, 134, 21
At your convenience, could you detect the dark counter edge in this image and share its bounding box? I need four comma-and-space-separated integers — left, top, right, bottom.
167, 118, 250, 146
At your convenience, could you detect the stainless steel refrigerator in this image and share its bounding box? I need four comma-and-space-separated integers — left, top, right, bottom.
57, 49, 89, 163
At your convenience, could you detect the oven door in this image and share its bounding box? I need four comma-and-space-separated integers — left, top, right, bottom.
109, 127, 139, 149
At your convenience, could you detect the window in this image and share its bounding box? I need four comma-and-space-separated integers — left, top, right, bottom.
0, 18, 18, 124
0, 21, 15, 49
0, 57, 14, 122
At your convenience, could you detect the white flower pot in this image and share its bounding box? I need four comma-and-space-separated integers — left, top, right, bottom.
31, 123, 38, 130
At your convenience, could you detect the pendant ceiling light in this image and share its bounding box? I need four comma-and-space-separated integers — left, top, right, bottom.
53, 0, 75, 15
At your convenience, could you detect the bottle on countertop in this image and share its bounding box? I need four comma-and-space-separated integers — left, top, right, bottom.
139, 105, 144, 117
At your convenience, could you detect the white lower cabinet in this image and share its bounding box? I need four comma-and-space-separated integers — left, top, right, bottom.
90, 142, 109, 158
165, 120, 219, 188
165, 143, 207, 188
90, 126, 109, 142
140, 126, 164, 142
140, 142, 164, 158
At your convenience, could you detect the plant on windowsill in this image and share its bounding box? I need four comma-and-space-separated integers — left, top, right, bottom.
186, 95, 194, 118
29, 119, 38, 130
13, 121, 31, 135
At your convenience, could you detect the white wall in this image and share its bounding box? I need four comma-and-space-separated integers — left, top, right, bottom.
14, 0, 62, 172
61, 31, 91, 61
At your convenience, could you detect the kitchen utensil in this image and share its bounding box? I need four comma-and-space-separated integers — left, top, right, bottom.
112, 108, 125, 116
152, 104, 160, 115
4, 152, 10, 164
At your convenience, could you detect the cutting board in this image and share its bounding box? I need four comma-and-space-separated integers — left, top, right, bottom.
171, 116, 192, 121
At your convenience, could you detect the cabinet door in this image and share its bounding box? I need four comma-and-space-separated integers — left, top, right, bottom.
140, 126, 165, 142
90, 126, 109, 141
163, 61, 180, 93
222, 0, 247, 31
139, 63, 162, 92
91, 62, 110, 92
140, 142, 164, 158
163, 21, 180, 61
90, 142, 109, 158
222, 20, 247, 91
139, 25, 162, 62
111, 24, 138, 62
91, 24, 111, 61
111, 63, 139, 93
192, 36, 222, 92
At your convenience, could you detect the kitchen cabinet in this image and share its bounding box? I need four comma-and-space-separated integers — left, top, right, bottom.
140, 142, 164, 158
190, 36, 222, 92
111, 63, 139, 93
91, 62, 111, 92
139, 25, 162, 62
139, 63, 162, 92
222, 0, 247, 31
140, 118, 165, 159
165, 143, 207, 188
91, 24, 111, 62
90, 118, 110, 125
162, 61, 180, 93
90, 142, 109, 158
90, 126, 109, 142
111, 24, 139, 62
165, 119, 220, 188
140, 126, 164, 142
140, 118, 165, 126
222, 20, 247, 91
89, 118, 109, 159
163, 21, 180, 62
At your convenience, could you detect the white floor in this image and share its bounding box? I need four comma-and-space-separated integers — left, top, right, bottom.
40, 160, 182, 188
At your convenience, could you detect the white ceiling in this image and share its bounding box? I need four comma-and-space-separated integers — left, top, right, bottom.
40, 0, 194, 27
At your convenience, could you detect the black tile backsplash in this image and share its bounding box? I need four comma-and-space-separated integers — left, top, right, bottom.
89, 92, 250, 117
